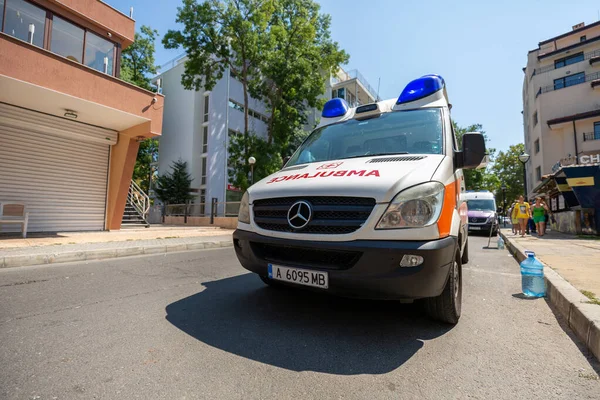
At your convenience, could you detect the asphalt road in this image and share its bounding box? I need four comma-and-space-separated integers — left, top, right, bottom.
1, 236, 599, 400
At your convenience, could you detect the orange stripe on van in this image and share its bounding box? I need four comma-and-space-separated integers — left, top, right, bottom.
437, 180, 457, 238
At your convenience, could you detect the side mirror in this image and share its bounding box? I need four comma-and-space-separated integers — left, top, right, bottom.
460, 132, 486, 169
282, 156, 291, 168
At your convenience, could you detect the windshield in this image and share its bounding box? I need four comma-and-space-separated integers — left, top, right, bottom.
467, 199, 496, 211
287, 109, 444, 166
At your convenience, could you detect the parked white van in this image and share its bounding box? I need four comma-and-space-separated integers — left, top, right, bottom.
233, 75, 486, 324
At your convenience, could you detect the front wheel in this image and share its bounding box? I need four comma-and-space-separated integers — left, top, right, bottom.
425, 250, 462, 324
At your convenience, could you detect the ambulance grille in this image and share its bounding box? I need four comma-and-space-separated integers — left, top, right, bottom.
367, 155, 426, 163
253, 196, 376, 234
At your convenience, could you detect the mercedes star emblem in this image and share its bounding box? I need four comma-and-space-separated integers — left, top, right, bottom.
287, 200, 312, 229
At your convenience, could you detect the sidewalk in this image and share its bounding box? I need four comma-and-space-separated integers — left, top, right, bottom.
0, 226, 234, 268
500, 228, 600, 362
500, 228, 600, 297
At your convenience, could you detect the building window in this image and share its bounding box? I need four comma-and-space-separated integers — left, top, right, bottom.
228, 99, 244, 113
580, 35, 587, 42
533, 111, 538, 126
554, 72, 585, 90
554, 52, 584, 69
203, 95, 209, 122
0, 0, 4, 31
3, 0, 46, 48
84, 31, 115, 74
587, 121, 600, 141
202, 126, 208, 153
228, 99, 269, 123
536, 166, 542, 182
534, 139, 540, 154
199, 189, 206, 214
51, 16, 84, 63
201, 157, 207, 185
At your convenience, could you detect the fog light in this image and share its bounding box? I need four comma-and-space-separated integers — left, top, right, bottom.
400, 255, 424, 267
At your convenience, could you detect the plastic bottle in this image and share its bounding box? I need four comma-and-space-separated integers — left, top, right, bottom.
520, 251, 546, 297
497, 236, 505, 250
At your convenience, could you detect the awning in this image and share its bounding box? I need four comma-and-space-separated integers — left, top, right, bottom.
547, 108, 600, 130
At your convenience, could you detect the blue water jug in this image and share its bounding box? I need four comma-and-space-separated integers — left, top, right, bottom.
520, 251, 546, 297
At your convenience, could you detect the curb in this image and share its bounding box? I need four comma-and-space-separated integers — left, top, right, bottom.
0, 240, 233, 269
500, 231, 600, 362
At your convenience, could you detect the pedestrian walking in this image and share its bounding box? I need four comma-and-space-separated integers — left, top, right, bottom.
532, 197, 549, 236
515, 195, 531, 237
510, 200, 520, 235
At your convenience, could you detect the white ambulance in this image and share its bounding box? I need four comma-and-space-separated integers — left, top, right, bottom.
233, 75, 486, 324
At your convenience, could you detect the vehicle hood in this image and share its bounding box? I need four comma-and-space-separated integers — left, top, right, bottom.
248, 155, 446, 204
467, 209, 495, 218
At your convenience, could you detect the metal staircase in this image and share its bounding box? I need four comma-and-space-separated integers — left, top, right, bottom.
121, 180, 150, 227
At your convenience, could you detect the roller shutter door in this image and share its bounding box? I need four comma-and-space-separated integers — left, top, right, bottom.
0, 104, 116, 232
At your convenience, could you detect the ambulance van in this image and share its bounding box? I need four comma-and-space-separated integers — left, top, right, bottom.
232, 75, 486, 324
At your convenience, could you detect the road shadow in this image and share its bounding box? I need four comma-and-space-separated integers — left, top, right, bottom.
511, 293, 542, 301
165, 273, 454, 375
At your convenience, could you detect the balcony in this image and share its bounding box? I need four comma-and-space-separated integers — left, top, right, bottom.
331, 69, 380, 101
537, 70, 600, 96
0, 33, 163, 135
532, 49, 600, 77
583, 131, 600, 141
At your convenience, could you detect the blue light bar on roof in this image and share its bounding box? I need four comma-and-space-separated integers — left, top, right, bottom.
397, 74, 445, 104
322, 98, 349, 118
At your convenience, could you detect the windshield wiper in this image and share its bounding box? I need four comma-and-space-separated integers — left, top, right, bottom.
340, 152, 409, 160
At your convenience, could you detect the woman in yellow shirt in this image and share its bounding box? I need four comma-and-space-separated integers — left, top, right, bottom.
515, 195, 531, 237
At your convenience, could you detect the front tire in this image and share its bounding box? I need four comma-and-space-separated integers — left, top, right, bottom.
425, 250, 462, 324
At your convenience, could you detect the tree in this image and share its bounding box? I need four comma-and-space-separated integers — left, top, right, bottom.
121, 26, 159, 91
163, 0, 273, 138
490, 143, 526, 207
453, 121, 497, 191
256, 0, 348, 150
228, 133, 283, 190
132, 138, 159, 193
154, 160, 195, 204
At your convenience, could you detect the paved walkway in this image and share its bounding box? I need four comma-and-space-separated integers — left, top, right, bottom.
500, 228, 600, 298
0, 226, 234, 268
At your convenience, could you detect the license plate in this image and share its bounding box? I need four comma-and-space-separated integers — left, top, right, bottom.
268, 264, 328, 289
469, 226, 481, 230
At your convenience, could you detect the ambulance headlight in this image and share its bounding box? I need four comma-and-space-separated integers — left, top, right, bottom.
238, 192, 250, 224
376, 182, 444, 229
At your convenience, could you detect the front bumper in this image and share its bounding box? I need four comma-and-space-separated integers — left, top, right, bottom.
468, 223, 495, 232
232, 229, 457, 300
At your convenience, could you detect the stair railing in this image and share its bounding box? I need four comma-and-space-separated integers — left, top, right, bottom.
127, 180, 150, 219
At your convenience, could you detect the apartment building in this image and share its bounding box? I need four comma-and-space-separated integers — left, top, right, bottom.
0, 0, 163, 232
523, 21, 600, 234
154, 55, 379, 212
523, 21, 600, 197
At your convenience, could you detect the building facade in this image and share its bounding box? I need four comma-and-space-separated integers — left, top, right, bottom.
0, 0, 163, 232
522, 20, 600, 198
154, 56, 378, 213
523, 21, 600, 234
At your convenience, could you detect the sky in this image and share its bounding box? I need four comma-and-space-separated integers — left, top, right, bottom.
107, 0, 600, 153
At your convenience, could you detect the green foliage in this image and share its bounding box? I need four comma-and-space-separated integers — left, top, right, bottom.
255, 0, 348, 151
163, 0, 271, 94
228, 133, 282, 191
453, 121, 497, 191
133, 138, 159, 193
490, 143, 526, 206
163, 0, 348, 191
154, 160, 195, 204
120, 26, 158, 90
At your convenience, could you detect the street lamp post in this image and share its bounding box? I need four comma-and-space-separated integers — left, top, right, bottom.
518, 153, 530, 199
501, 183, 507, 227
248, 156, 256, 185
